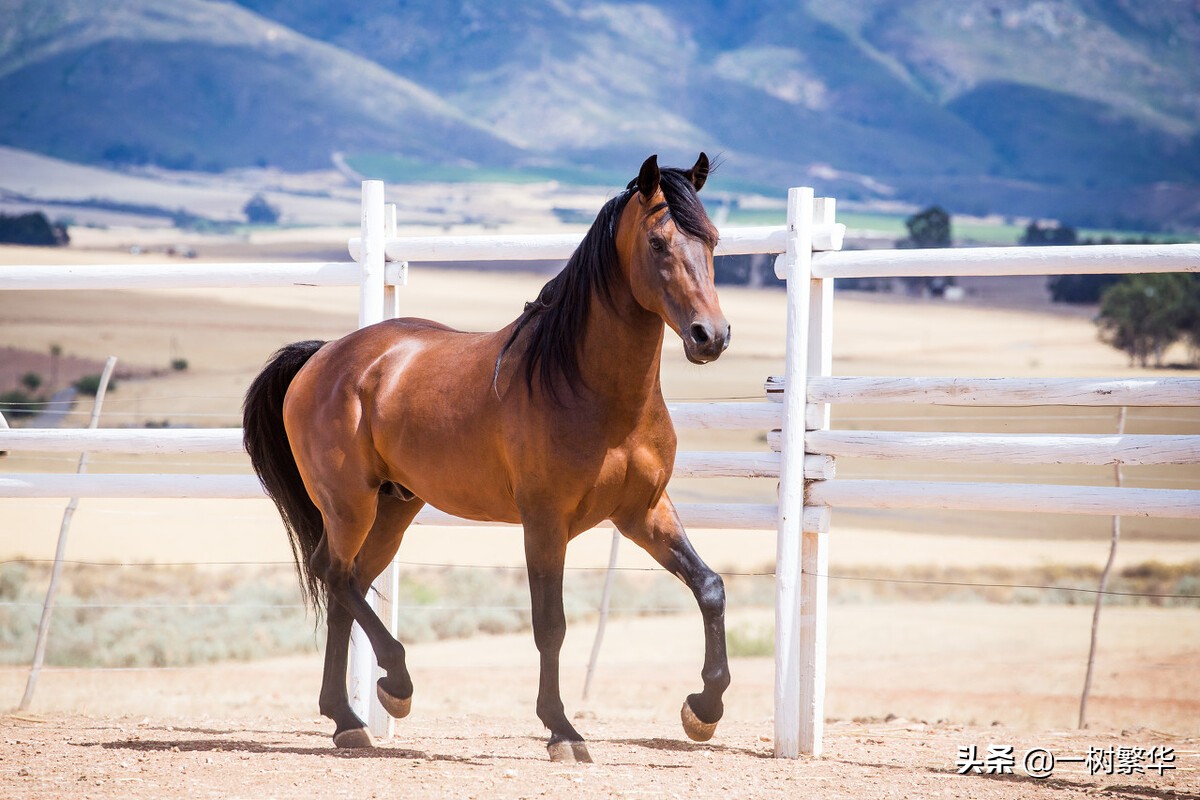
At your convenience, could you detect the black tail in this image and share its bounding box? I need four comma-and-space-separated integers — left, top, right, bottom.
243, 340, 327, 610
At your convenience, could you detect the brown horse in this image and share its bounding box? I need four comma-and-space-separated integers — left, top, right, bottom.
243, 153, 731, 763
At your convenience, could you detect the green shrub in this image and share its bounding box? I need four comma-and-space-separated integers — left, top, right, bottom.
73, 374, 117, 395
727, 623, 774, 657
0, 389, 40, 419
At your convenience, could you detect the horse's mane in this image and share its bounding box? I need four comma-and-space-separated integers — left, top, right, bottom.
495, 167, 717, 402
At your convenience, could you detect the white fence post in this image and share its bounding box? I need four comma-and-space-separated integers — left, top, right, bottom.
350, 180, 388, 735
798, 198, 835, 756
774, 187, 815, 758
19, 356, 117, 711
368, 200, 402, 742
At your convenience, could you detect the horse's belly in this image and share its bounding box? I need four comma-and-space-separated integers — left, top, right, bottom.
378, 422, 521, 524
405, 464, 521, 524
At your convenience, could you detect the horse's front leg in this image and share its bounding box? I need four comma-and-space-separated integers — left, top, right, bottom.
522, 515, 591, 763
615, 494, 730, 741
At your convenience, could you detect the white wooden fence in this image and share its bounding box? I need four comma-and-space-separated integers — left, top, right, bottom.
2, 182, 1199, 759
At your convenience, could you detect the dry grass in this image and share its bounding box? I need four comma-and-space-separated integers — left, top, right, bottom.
3, 559, 1195, 668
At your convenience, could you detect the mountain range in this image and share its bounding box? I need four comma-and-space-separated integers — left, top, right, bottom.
1, 0, 1198, 228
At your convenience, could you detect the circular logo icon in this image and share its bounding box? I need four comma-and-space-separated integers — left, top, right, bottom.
1024, 748, 1056, 779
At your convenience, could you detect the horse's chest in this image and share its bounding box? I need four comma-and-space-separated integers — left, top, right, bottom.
563, 439, 670, 530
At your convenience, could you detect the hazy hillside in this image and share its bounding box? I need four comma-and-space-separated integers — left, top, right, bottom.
0, 0, 520, 170
1, 0, 1198, 227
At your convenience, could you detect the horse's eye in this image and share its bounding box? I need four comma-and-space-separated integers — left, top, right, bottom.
649, 238, 665, 252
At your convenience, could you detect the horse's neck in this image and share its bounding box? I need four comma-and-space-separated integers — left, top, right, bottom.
577, 283, 665, 409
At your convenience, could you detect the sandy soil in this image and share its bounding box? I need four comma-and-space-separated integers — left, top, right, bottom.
2, 606, 1197, 799
5, 603, 1198, 730
3, 713, 1194, 800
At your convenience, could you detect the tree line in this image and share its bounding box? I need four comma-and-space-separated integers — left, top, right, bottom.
0, 212, 69, 246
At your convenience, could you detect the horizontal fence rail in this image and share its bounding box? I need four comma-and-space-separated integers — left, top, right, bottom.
0, 438, 812, 480
799, 430, 1200, 466
0, 428, 244, 454
0, 473, 796, 529
0, 404, 778, 451
807, 479, 1200, 519
347, 222, 844, 263
667, 401, 782, 430
769, 376, 1200, 406
1, 262, 405, 290
811, 243, 1200, 279
0, 399, 782, 468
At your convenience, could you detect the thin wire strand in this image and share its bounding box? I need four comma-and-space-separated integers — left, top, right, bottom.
801, 570, 1200, 600
0, 600, 691, 612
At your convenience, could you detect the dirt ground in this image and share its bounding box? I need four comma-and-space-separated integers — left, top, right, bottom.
2, 605, 1199, 798
4, 712, 1196, 800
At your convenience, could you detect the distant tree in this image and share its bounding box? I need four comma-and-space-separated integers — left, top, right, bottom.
1179, 276, 1200, 365
0, 390, 38, 419
20, 372, 42, 392
49, 343, 62, 391
1047, 274, 1123, 304
895, 206, 953, 295
1020, 221, 1077, 246
243, 193, 281, 225
0, 212, 69, 246
1096, 274, 1194, 367
899, 206, 951, 249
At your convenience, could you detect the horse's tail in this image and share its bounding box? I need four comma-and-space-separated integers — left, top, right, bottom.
243, 340, 327, 610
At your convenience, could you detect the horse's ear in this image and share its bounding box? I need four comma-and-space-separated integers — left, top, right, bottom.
637, 154, 660, 199
688, 152, 710, 192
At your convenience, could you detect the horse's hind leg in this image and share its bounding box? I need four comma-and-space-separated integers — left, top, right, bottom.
615, 495, 730, 742
316, 492, 424, 748
317, 581, 367, 747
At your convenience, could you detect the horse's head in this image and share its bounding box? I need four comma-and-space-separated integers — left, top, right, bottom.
618, 153, 730, 364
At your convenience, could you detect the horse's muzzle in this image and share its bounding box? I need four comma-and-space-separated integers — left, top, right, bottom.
684, 319, 731, 364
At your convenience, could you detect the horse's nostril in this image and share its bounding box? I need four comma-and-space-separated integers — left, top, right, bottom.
690, 322, 712, 346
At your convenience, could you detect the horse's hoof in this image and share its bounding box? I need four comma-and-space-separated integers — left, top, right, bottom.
681, 700, 718, 742
547, 741, 593, 764
332, 727, 375, 749
376, 681, 412, 719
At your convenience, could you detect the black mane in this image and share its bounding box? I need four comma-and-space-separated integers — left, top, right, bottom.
495, 166, 716, 402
